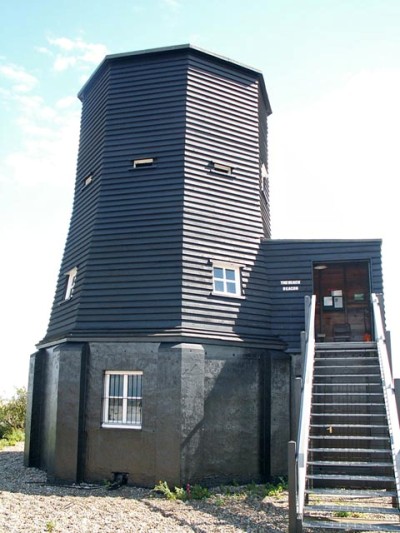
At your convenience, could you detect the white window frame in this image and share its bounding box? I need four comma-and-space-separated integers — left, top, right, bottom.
212, 261, 242, 297
102, 371, 143, 429
64, 267, 78, 300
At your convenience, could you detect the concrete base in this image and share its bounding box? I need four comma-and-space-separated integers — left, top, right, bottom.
25, 339, 290, 487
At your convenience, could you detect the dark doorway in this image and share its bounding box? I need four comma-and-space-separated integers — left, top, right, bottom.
313, 261, 372, 342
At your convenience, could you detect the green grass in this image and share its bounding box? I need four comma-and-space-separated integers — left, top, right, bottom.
154, 478, 288, 505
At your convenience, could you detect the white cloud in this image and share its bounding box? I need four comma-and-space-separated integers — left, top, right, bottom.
0, 61, 81, 188
47, 36, 108, 72
0, 37, 108, 188
48, 37, 78, 51
54, 55, 77, 72
3, 106, 80, 187
56, 95, 77, 109
0, 63, 38, 92
35, 46, 52, 56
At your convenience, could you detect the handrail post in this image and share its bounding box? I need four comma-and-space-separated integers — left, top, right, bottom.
295, 294, 316, 526
372, 293, 400, 508
288, 440, 301, 533
395, 379, 400, 427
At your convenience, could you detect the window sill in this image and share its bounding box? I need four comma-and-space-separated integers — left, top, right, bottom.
58, 297, 73, 306
211, 291, 245, 299
129, 165, 157, 171
102, 423, 142, 430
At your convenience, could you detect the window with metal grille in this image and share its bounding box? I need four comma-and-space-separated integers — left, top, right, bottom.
102, 371, 143, 429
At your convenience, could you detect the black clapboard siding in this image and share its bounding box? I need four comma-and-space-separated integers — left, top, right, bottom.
42, 51, 188, 343
41, 45, 278, 346
258, 86, 270, 238
263, 239, 383, 352
42, 65, 110, 341
180, 53, 272, 343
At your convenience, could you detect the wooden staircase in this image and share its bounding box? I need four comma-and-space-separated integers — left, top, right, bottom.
302, 342, 400, 531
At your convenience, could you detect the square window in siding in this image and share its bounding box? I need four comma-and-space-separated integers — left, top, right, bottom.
212, 262, 242, 297
102, 371, 143, 429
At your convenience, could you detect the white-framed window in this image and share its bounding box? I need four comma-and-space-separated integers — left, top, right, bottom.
212, 262, 242, 297
102, 371, 143, 429
64, 267, 78, 300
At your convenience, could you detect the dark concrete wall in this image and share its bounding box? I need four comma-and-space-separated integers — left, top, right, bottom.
268, 352, 291, 477
179, 344, 205, 482
26, 339, 290, 487
82, 340, 289, 486
84, 341, 208, 487
24, 350, 44, 467
84, 341, 159, 486
25, 344, 86, 482
201, 347, 262, 484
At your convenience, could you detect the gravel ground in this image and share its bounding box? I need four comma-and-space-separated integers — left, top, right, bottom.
0, 443, 289, 533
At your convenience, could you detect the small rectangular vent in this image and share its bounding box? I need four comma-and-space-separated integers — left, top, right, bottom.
211, 162, 233, 175
133, 158, 154, 168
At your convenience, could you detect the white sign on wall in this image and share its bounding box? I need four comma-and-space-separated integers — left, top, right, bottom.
280, 280, 301, 291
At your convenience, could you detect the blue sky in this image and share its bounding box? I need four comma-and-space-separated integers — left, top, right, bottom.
1, 0, 399, 396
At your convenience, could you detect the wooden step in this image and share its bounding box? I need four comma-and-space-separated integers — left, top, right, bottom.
307, 460, 393, 468
309, 448, 391, 454
303, 519, 400, 531
311, 411, 387, 424
315, 341, 376, 350
312, 403, 385, 414
305, 488, 397, 498
314, 365, 381, 379
308, 448, 392, 462
310, 435, 390, 442
314, 372, 381, 378
312, 391, 383, 395
310, 427, 389, 439
308, 474, 395, 483
305, 504, 399, 515
313, 384, 382, 390
315, 358, 379, 365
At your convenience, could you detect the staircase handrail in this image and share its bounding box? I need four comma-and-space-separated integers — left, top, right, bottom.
371, 292, 400, 507
296, 294, 316, 518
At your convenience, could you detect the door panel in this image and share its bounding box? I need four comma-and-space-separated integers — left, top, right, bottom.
314, 262, 371, 342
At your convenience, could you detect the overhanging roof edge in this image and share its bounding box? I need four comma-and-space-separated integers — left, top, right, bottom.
77, 43, 272, 114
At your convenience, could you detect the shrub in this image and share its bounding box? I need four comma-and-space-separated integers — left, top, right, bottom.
0, 387, 27, 441
154, 481, 210, 501
154, 480, 178, 500
190, 484, 210, 500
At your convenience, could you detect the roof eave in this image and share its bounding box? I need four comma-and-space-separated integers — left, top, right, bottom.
77, 44, 272, 115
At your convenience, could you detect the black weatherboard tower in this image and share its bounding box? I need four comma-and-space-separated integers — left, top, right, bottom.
25, 45, 386, 490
